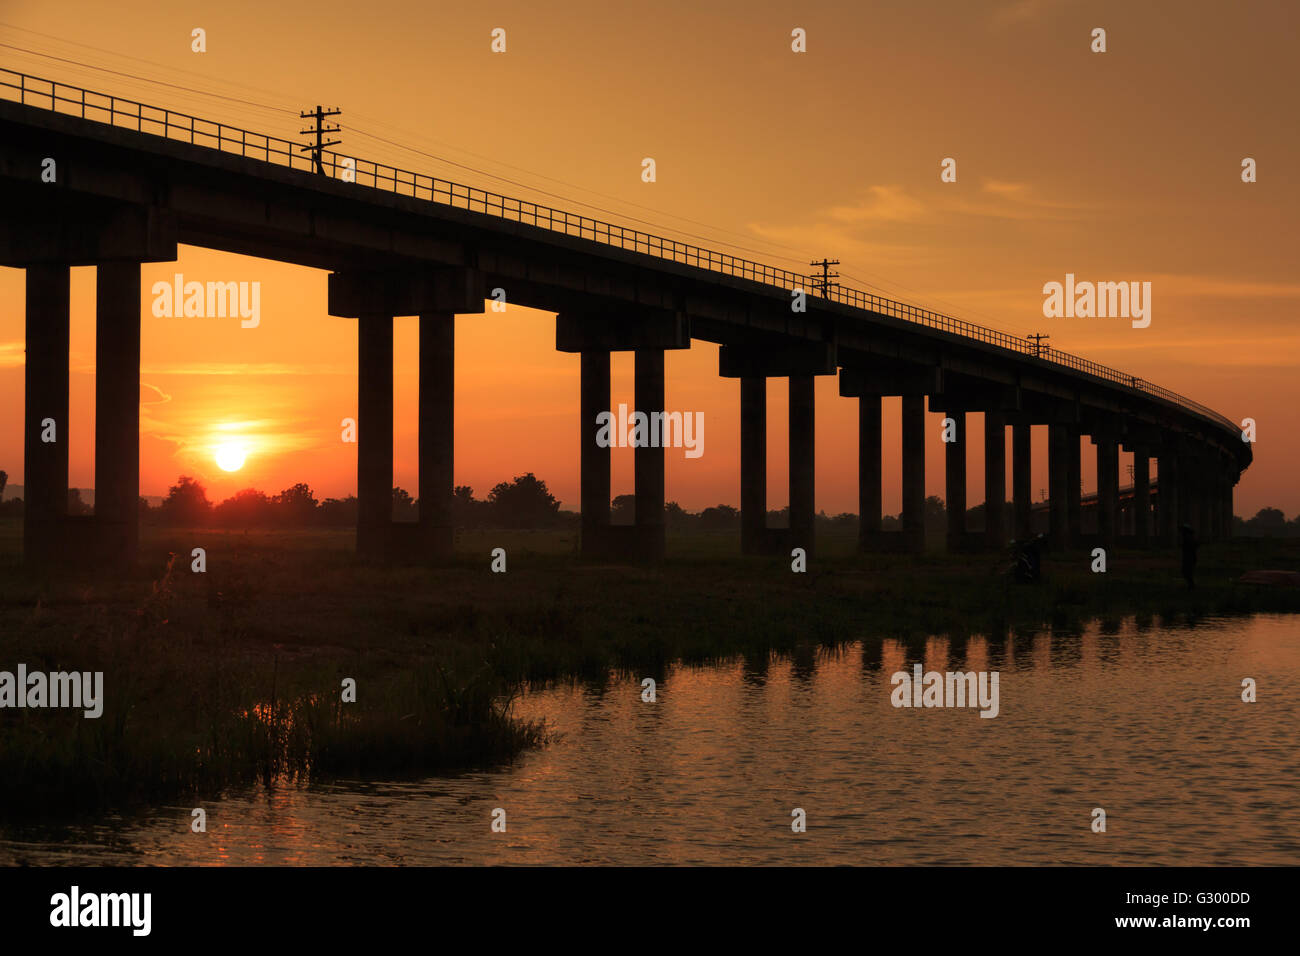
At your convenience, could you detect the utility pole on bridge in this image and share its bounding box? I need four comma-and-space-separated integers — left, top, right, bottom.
809, 258, 840, 298
299, 106, 342, 175
1028, 332, 1050, 357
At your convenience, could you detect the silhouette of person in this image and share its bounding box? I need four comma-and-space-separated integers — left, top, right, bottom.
1014, 534, 1044, 583
1180, 524, 1198, 589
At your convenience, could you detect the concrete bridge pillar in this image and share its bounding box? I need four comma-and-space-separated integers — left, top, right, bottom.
1176, 455, 1195, 535
945, 411, 967, 551
721, 341, 834, 556
901, 394, 926, 553
1094, 435, 1120, 549
94, 263, 143, 567
6, 206, 177, 570
1198, 465, 1217, 542
857, 394, 883, 550
418, 312, 456, 557
1132, 448, 1151, 546
330, 267, 485, 561
23, 264, 71, 568
1222, 473, 1235, 538
740, 376, 766, 554
357, 313, 394, 560
634, 347, 667, 561
1048, 424, 1070, 549
789, 374, 816, 556
559, 307, 689, 560
1012, 422, 1032, 542
1158, 452, 1180, 546
984, 411, 1007, 548
1067, 429, 1083, 545
580, 349, 612, 557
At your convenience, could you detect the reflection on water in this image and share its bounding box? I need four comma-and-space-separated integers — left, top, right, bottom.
3, 614, 1298, 865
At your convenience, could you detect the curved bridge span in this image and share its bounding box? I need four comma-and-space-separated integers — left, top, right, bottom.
0, 69, 1249, 565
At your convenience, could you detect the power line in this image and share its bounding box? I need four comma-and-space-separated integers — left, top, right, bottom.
340, 123, 820, 263
0, 42, 297, 114
336, 117, 818, 268
0, 21, 304, 110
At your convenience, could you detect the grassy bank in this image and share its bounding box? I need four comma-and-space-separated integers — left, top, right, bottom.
2, 520, 1298, 816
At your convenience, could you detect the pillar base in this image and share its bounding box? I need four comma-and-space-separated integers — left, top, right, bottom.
582, 524, 666, 562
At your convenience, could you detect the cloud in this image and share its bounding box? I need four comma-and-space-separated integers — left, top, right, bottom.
140, 361, 351, 376
828, 185, 927, 224
0, 342, 23, 368
141, 382, 172, 405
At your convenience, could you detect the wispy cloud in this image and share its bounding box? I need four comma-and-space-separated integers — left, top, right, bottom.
141, 382, 172, 405
140, 361, 351, 377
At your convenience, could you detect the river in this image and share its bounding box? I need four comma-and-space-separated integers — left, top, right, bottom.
3, 614, 1297, 865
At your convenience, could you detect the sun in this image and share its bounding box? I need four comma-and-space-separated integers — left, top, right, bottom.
214, 442, 247, 472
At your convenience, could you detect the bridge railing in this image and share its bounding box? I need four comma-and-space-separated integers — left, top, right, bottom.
0, 67, 1238, 435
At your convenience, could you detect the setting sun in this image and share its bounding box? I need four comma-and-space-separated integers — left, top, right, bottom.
214, 442, 248, 472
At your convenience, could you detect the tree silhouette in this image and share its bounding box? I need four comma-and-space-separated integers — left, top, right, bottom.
392, 486, 417, 522
215, 488, 272, 527
486, 473, 560, 528
452, 485, 484, 528
160, 475, 212, 525
274, 482, 318, 525
611, 494, 636, 524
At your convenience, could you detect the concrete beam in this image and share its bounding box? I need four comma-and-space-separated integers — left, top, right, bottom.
0, 203, 177, 267
556, 308, 690, 352
839, 363, 940, 398
329, 267, 485, 318
720, 341, 836, 378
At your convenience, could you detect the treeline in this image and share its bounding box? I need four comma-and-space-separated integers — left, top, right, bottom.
144, 473, 569, 529
4, 468, 1300, 535
1232, 508, 1300, 538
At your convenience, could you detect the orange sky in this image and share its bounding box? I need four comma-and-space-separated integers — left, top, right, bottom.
1, 0, 1296, 516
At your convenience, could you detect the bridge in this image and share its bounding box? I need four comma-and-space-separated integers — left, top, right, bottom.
0, 68, 1250, 568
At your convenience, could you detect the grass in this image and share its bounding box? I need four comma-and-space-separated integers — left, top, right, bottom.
2, 519, 1298, 817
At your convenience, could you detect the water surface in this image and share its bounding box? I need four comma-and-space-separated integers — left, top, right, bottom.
4, 614, 1298, 865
